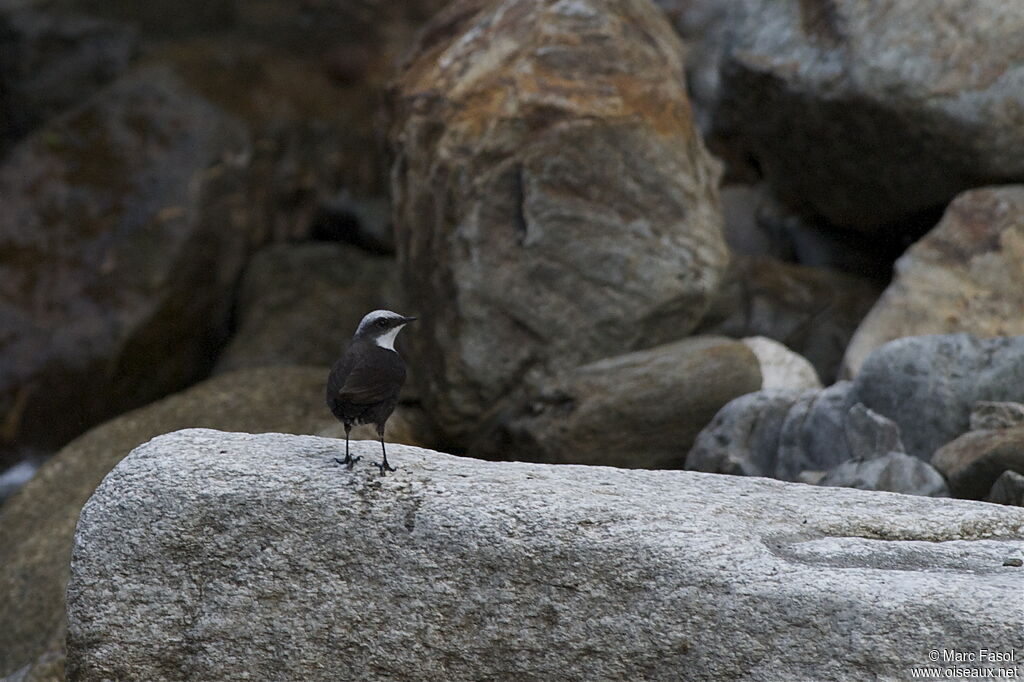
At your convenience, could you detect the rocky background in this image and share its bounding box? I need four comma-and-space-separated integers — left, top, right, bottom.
3, 0, 1024, 679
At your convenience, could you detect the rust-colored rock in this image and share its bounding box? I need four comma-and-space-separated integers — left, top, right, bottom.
390, 0, 728, 444
842, 187, 1024, 376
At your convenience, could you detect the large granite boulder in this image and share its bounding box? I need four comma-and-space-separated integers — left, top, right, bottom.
695, 255, 880, 383
390, 0, 729, 445
705, 0, 1024, 233
67, 429, 1024, 681
470, 336, 761, 467
0, 64, 255, 469
842, 187, 1024, 376
0, 367, 339, 679
213, 243, 398, 374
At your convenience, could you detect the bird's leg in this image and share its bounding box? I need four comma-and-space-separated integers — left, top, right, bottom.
334, 422, 361, 469
372, 426, 396, 476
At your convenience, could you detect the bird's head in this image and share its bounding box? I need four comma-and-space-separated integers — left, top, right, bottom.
354, 309, 416, 350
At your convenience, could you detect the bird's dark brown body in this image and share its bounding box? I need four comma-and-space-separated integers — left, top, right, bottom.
326, 339, 406, 431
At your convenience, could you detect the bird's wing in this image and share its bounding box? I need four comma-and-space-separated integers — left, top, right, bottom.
337, 350, 406, 405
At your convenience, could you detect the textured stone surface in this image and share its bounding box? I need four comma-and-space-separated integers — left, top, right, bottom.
214, 243, 398, 374
842, 187, 1024, 376
685, 388, 808, 477
774, 381, 854, 481
988, 470, 1024, 507
933, 427, 1024, 501
696, 255, 880, 383
971, 401, 1024, 432
470, 336, 761, 468
0, 64, 254, 468
818, 452, 949, 498
706, 0, 1024, 232
0, 367, 339, 679
740, 336, 820, 390
853, 335, 1024, 462
390, 0, 728, 445
67, 429, 1024, 681
844, 403, 904, 462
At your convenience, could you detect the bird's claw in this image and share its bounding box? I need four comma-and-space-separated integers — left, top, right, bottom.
334, 454, 362, 469
373, 461, 397, 476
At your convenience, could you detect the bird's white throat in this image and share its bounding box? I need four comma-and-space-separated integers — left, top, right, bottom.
376, 325, 403, 351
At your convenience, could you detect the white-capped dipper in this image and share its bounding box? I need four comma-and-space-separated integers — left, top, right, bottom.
326, 310, 415, 475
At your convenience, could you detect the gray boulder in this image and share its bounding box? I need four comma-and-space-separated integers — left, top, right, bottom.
774, 381, 855, 481
853, 335, 1024, 461
470, 336, 762, 468
818, 453, 950, 498
844, 403, 904, 462
68, 429, 1024, 682
706, 0, 1024, 232
686, 388, 809, 477
390, 0, 728, 445
0, 64, 254, 469
933, 427, 1024, 500
988, 471, 1024, 507
842, 187, 1024, 376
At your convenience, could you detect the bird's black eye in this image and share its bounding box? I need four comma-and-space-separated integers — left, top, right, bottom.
377, 319, 387, 327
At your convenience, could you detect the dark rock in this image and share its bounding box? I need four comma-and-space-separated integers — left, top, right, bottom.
0, 64, 263, 468
0, 8, 137, 150
844, 403, 903, 462
842, 187, 1024, 376
695, 255, 881, 384
706, 0, 1024, 233
46, 0, 235, 37
988, 470, 1024, 507
854, 335, 1024, 462
65, 429, 1024, 682
157, 37, 392, 239
971, 401, 1024, 432
391, 0, 728, 445
933, 427, 1024, 500
686, 388, 809, 477
774, 381, 855, 481
213, 243, 398, 374
719, 183, 893, 280
471, 337, 761, 468
818, 452, 950, 498
0, 366, 340, 679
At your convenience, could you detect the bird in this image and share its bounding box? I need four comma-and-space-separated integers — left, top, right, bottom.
326, 310, 415, 475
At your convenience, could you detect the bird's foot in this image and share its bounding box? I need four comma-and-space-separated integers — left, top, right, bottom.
372, 460, 397, 476
334, 454, 362, 469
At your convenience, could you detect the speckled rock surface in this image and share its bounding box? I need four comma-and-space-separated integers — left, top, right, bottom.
853, 335, 1024, 461
390, 0, 728, 445
68, 429, 1024, 681
0, 367, 337, 679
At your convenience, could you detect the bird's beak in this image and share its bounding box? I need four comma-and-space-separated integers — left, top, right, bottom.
401, 316, 417, 324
